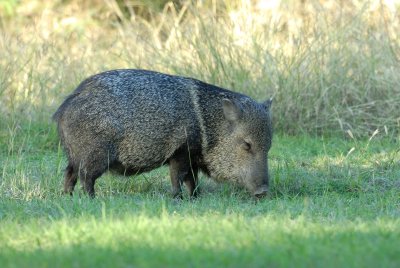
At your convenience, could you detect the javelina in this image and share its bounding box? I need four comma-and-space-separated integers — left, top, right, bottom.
53, 69, 273, 198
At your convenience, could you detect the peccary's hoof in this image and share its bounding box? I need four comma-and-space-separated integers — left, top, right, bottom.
254, 192, 267, 199
189, 189, 200, 200
172, 192, 183, 199
188, 195, 197, 201
193, 187, 201, 196
253, 186, 268, 199
63, 190, 73, 196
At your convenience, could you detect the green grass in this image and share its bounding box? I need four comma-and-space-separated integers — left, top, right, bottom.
0, 120, 399, 267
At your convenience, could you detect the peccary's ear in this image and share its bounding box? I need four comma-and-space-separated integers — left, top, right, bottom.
263, 97, 273, 111
222, 98, 242, 122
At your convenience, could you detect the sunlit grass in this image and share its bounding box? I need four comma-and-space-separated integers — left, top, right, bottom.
2, 213, 399, 252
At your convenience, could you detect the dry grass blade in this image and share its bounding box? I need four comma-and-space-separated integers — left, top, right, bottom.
0, 0, 399, 137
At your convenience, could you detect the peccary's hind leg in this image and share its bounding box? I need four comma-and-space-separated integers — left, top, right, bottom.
64, 164, 78, 195
78, 167, 104, 198
78, 153, 110, 198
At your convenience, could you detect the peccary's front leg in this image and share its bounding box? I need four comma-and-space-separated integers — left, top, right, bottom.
169, 158, 184, 198
169, 155, 199, 199
183, 164, 199, 198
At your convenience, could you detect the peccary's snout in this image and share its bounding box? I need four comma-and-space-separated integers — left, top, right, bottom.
253, 184, 268, 198
242, 158, 269, 198
247, 158, 269, 198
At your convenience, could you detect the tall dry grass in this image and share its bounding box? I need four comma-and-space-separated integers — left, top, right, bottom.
0, 0, 399, 136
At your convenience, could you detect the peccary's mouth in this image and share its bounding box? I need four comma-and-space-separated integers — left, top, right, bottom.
253, 185, 268, 198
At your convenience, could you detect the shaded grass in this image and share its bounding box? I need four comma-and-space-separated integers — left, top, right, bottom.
0, 210, 399, 268
0, 193, 399, 267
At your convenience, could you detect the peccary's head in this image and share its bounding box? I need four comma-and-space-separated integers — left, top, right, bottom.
206, 97, 273, 198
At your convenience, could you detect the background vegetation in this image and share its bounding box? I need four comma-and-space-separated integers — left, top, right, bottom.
0, 0, 399, 136
0, 0, 399, 267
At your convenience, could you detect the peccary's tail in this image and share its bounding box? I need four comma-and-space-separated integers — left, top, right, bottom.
52, 93, 78, 121
53, 92, 81, 158
53, 75, 99, 122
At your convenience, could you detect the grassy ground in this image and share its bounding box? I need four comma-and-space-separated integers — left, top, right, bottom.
0, 121, 399, 267
1, 1, 400, 267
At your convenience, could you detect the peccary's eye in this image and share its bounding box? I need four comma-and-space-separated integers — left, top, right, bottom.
242, 141, 251, 151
